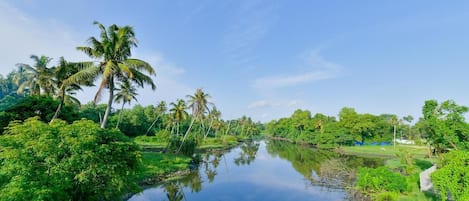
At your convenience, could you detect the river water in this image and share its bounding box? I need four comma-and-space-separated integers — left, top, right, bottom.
129, 140, 382, 201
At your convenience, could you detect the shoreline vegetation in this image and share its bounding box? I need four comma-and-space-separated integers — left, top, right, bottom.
0, 20, 467, 201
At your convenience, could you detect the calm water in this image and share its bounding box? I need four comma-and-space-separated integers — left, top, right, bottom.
129, 140, 382, 201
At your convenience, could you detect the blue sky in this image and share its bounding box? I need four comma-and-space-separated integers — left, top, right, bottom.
1, 0, 469, 122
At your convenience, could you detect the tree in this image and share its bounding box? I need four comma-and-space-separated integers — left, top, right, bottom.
146, 101, 168, 135
114, 80, 138, 129
77, 21, 156, 128
0, 118, 141, 200
422, 100, 469, 153
169, 99, 188, 137
16, 55, 55, 96
50, 57, 94, 122
178, 89, 212, 152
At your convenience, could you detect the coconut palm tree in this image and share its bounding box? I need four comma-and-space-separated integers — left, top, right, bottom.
114, 80, 138, 129
50, 57, 95, 122
169, 99, 188, 137
178, 89, 213, 152
146, 101, 168, 135
16, 55, 55, 96
204, 106, 221, 141
77, 21, 156, 128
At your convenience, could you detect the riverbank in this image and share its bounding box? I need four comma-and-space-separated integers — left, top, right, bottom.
134, 135, 250, 185
338, 144, 439, 201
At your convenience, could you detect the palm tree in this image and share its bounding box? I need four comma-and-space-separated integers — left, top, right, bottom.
204, 106, 221, 141
186, 88, 212, 121
77, 21, 156, 128
169, 99, 188, 137
16, 55, 55, 96
178, 89, 213, 152
50, 57, 95, 122
114, 80, 138, 129
146, 101, 168, 135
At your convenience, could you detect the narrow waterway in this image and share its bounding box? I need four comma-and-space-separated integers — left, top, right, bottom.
129, 140, 383, 201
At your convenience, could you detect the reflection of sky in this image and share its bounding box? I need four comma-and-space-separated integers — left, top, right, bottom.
129, 141, 346, 201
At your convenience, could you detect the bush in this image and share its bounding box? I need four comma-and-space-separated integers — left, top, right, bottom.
356, 167, 408, 194
375, 192, 399, 201
431, 150, 469, 201
0, 118, 141, 201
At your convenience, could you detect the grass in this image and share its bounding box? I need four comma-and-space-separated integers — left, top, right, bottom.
341, 144, 429, 159
342, 144, 440, 201
137, 152, 192, 181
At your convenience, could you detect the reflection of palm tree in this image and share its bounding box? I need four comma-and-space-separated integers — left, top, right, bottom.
114, 80, 138, 129
164, 183, 184, 201
234, 141, 260, 166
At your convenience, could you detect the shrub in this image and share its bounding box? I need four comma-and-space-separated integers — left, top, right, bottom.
356, 166, 408, 194
0, 118, 141, 201
431, 150, 469, 201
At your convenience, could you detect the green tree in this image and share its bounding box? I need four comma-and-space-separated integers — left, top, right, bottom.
146, 100, 168, 135
16, 55, 55, 96
422, 100, 469, 153
114, 80, 138, 129
77, 21, 156, 128
179, 89, 212, 152
0, 118, 141, 200
50, 57, 94, 122
169, 99, 189, 137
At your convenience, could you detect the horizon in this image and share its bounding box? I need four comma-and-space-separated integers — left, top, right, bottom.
1, 0, 469, 122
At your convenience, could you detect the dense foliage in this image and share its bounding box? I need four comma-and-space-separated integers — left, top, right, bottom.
431, 150, 469, 201
265, 108, 408, 147
0, 118, 141, 201
356, 167, 408, 194
421, 100, 469, 153
0, 96, 78, 133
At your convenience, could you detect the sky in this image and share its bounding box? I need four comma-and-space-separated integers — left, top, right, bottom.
1, 0, 469, 122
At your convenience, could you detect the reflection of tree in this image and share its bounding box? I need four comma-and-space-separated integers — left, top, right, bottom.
265, 140, 383, 187
234, 140, 260, 166
164, 183, 185, 201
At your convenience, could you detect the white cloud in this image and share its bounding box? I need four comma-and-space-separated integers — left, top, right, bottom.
0, 1, 87, 76
247, 100, 271, 109
252, 50, 342, 89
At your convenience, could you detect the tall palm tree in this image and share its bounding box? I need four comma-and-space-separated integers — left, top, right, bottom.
114, 80, 138, 129
178, 89, 213, 152
204, 107, 221, 141
169, 99, 188, 137
77, 21, 156, 128
50, 57, 95, 122
186, 88, 212, 121
16, 55, 55, 96
146, 101, 168, 135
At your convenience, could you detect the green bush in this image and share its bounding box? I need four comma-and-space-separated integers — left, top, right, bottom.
357, 166, 408, 194
375, 191, 399, 201
431, 150, 469, 201
0, 118, 141, 201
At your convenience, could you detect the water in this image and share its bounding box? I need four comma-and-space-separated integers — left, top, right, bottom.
129, 140, 383, 201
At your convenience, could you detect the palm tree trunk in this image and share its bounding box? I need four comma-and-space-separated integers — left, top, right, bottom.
101, 80, 114, 129
116, 102, 125, 129
50, 88, 65, 124
203, 119, 214, 142
146, 114, 161, 135
177, 118, 196, 153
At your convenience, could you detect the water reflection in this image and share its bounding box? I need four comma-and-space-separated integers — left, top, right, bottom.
129, 140, 382, 201
234, 140, 260, 166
